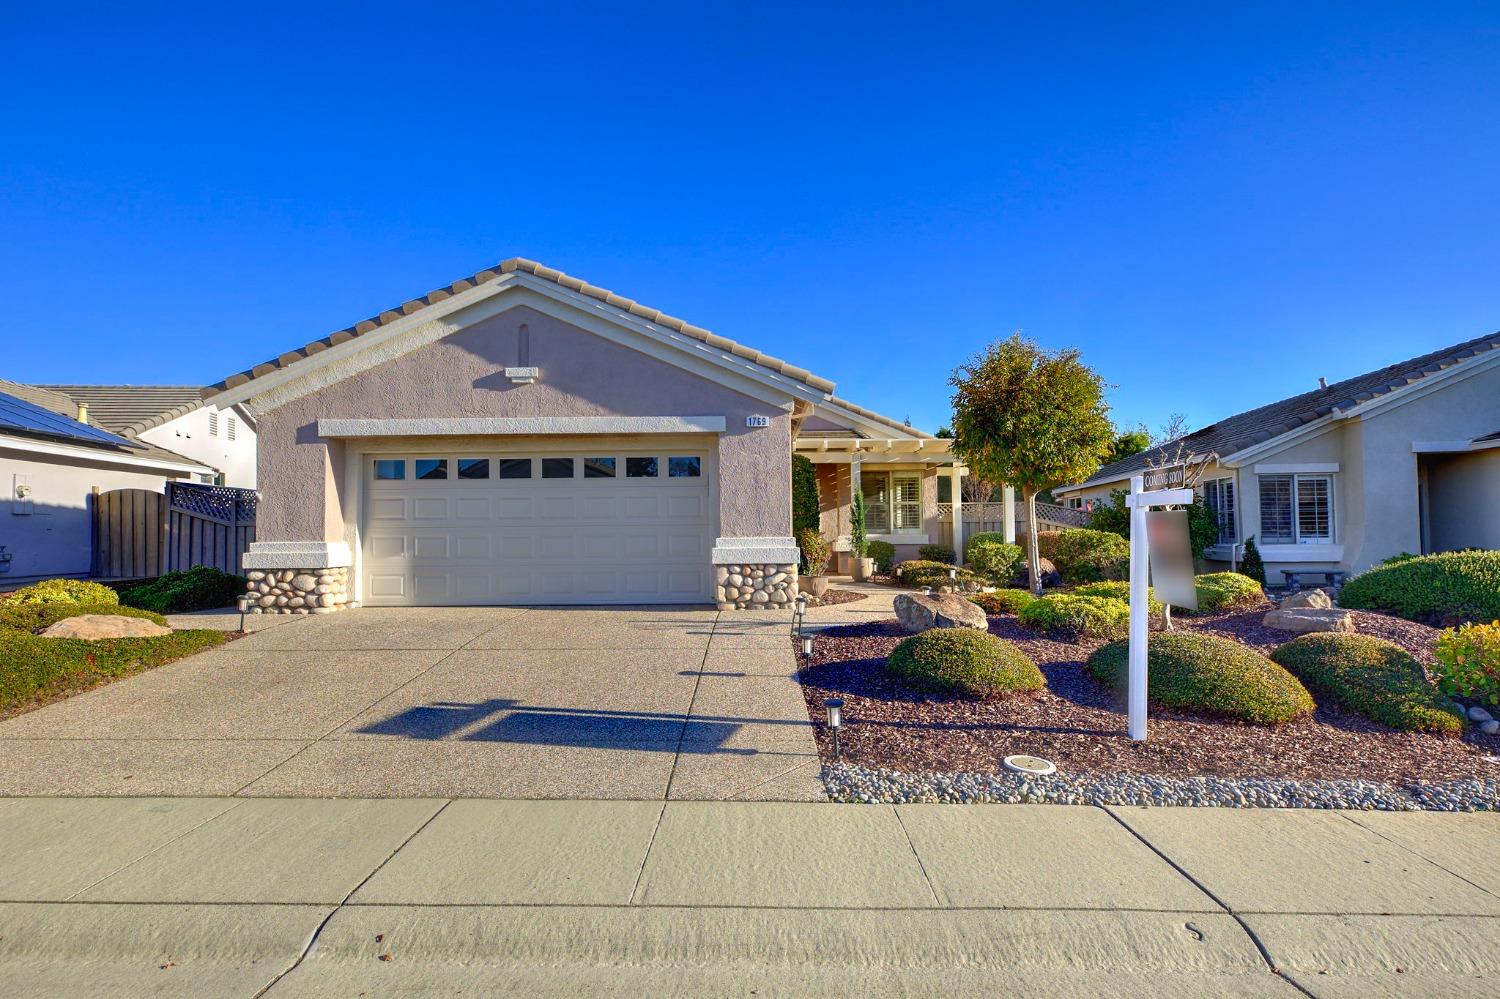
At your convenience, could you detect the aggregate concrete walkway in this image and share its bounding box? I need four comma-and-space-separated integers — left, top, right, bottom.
1, 798, 1495, 996
0, 606, 823, 800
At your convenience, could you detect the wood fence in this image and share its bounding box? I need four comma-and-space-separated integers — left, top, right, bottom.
91, 482, 257, 579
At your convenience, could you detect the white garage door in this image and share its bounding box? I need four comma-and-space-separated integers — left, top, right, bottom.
361, 449, 714, 605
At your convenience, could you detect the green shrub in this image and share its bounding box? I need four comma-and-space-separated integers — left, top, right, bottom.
895, 560, 982, 588
918, 544, 957, 564
117, 566, 248, 614
0, 602, 167, 635
887, 629, 1044, 697
792, 454, 820, 539
1338, 550, 1500, 624
1037, 528, 1129, 583
1381, 551, 1420, 566
1086, 491, 1219, 559
1188, 572, 1265, 613
970, 588, 1037, 615
1074, 581, 1163, 617
968, 539, 1024, 583
1239, 536, 1266, 587
0, 628, 226, 712
0, 579, 119, 607
797, 529, 831, 577
1271, 633, 1464, 735
1018, 593, 1130, 639
850, 490, 868, 559
1088, 632, 1314, 725
867, 540, 896, 575
964, 531, 1010, 562
1435, 620, 1500, 707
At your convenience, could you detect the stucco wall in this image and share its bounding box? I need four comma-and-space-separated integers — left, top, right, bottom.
253, 305, 791, 543
0, 446, 181, 581
140, 406, 258, 487
1425, 450, 1500, 552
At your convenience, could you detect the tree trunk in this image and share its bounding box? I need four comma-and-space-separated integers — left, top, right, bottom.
1024, 487, 1044, 596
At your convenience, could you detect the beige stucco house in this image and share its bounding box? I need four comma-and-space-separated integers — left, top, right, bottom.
203, 258, 963, 611
1054, 332, 1500, 583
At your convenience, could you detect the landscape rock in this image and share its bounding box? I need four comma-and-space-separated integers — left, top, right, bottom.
1468, 705, 1494, 723
1263, 607, 1355, 634
1481, 719, 1500, 737
41, 615, 171, 640
894, 592, 989, 633
1281, 589, 1333, 610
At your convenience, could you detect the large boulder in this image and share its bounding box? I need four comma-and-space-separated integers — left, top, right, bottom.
41, 615, 172, 640
1263, 607, 1354, 634
893, 592, 988, 633
1280, 589, 1333, 610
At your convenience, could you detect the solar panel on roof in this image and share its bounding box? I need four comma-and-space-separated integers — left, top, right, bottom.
0, 391, 134, 447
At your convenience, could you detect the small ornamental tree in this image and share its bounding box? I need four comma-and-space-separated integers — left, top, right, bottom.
949, 335, 1115, 594
850, 490, 869, 559
1239, 535, 1267, 588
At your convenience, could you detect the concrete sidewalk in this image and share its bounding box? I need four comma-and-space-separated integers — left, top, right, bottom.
2, 798, 1496, 996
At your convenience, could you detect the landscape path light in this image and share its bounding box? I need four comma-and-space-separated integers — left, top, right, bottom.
235, 593, 252, 632
825, 697, 845, 761
801, 634, 814, 661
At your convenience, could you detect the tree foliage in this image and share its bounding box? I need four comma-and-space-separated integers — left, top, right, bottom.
1087, 489, 1220, 561
1108, 426, 1152, 464
947, 335, 1115, 593
792, 453, 820, 538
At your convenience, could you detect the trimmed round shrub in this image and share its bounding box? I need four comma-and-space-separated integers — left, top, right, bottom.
0, 602, 168, 635
1018, 593, 1130, 639
1271, 633, 1464, 735
888, 629, 1044, 697
0, 579, 119, 607
895, 560, 982, 589
1074, 581, 1164, 617
970, 588, 1037, 615
968, 539, 1024, 583
866, 540, 897, 575
1036, 528, 1129, 583
1088, 632, 1314, 724
117, 566, 248, 614
1338, 550, 1500, 624
1434, 620, 1500, 707
918, 544, 957, 564
1187, 572, 1265, 614
965, 531, 1009, 562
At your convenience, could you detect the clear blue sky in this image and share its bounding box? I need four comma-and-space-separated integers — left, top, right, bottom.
4, 3, 1498, 436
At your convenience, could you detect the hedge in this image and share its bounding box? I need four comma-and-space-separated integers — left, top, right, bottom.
1338, 550, 1500, 624
968, 539, 1024, 583
888, 629, 1044, 697
1018, 593, 1130, 639
918, 545, 957, 564
895, 560, 983, 589
1088, 632, 1314, 724
1187, 573, 1265, 614
1270, 633, 1464, 736
1036, 528, 1129, 583
1074, 581, 1163, 616
970, 589, 1037, 615
118, 566, 247, 614
0, 579, 119, 607
866, 540, 897, 575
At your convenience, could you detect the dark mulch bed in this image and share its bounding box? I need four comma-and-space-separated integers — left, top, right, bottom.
804, 588, 869, 608
798, 605, 1499, 783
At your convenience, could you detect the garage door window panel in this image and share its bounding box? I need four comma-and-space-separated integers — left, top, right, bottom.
415, 459, 448, 480
374, 459, 405, 480
542, 458, 576, 479
498, 458, 532, 479
584, 457, 617, 478
627, 457, 659, 478
457, 458, 490, 479
669, 456, 701, 478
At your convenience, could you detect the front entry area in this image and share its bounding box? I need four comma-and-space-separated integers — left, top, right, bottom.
361, 446, 715, 606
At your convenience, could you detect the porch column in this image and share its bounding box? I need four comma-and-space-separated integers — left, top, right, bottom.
950, 465, 964, 562
1002, 484, 1017, 544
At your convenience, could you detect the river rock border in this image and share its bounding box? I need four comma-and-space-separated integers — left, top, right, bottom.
245, 567, 356, 614
715, 562, 797, 611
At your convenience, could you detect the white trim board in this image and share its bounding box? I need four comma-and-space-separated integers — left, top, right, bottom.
317, 416, 728, 438
0, 434, 213, 476
1253, 462, 1340, 474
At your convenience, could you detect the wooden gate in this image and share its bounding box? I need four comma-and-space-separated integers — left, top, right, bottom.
92, 483, 257, 579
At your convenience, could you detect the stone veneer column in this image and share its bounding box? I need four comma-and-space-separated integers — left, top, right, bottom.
710, 537, 800, 611
239, 541, 358, 615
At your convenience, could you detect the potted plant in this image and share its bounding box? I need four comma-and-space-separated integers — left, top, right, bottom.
797, 527, 832, 597
849, 491, 874, 582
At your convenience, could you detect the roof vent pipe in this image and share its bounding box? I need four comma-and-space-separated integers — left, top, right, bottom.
1317, 377, 1328, 389
76, 403, 89, 424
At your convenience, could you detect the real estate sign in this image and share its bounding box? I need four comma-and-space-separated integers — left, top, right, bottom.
1145, 510, 1197, 612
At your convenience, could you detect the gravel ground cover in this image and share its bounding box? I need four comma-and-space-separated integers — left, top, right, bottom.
802, 588, 869, 608
799, 604, 1500, 809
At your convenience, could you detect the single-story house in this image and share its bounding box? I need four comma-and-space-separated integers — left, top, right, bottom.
203, 258, 964, 611
1053, 332, 1500, 581
37, 384, 258, 488
1, 381, 214, 582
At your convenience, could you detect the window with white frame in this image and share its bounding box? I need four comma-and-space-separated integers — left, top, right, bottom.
1201, 477, 1236, 545
1259, 474, 1333, 544
208, 411, 219, 437
861, 471, 923, 534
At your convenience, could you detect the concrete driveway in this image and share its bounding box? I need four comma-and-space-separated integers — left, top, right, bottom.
0, 606, 824, 801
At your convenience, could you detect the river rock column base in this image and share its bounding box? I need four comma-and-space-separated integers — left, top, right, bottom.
715, 563, 798, 611
245, 567, 356, 614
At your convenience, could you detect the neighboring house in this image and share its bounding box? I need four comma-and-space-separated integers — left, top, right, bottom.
202, 257, 964, 610
0, 381, 213, 583
1053, 332, 1500, 580
38, 385, 258, 487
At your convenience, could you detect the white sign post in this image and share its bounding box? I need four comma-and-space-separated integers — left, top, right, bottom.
1125, 474, 1195, 741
